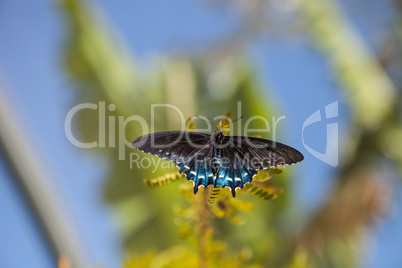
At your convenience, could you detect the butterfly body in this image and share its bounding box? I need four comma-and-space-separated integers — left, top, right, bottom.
210, 131, 224, 172
132, 129, 303, 197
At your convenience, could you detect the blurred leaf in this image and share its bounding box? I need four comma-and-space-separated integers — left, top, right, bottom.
208, 188, 221, 205
243, 181, 284, 201
252, 170, 271, 182
292, 2, 399, 267
143, 172, 185, 189
298, 0, 396, 131
296, 172, 390, 251
228, 198, 254, 212
125, 251, 155, 268
185, 116, 196, 131
113, 193, 155, 238
286, 249, 310, 268
221, 108, 233, 135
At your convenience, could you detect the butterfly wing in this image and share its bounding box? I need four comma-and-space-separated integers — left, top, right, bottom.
222, 135, 304, 169
132, 131, 215, 193
215, 164, 258, 197
215, 136, 304, 197
132, 131, 211, 162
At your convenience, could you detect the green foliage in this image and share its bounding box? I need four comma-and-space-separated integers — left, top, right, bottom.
124, 177, 273, 267
243, 182, 284, 201
60, 0, 295, 263
286, 249, 310, 268
298, 0, 395, 131
294, 2, 400, 267
59, 0, 402, 267
143, 173, 185, 189
125, 246, 262, 268
185, 116, 196, 132
220, 108, 234, 135
208, 188, 221, 205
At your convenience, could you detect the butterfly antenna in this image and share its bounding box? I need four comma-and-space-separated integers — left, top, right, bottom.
218, 115, 244, 131
195, 115, 208, 123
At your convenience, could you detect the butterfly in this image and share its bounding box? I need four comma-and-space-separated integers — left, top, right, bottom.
132, 126, 303, 197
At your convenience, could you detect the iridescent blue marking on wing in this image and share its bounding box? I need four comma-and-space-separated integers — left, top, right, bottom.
180, 158, 216, 194
215, 167, 229, 188
237, 166, 257, 185
215, 165, 257, 197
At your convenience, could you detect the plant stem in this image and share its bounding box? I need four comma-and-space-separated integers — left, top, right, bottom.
196, 187, 212, 268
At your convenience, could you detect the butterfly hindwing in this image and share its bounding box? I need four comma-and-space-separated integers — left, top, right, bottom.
215, 165, 258, 197
210, 135, 302, 197
179, 149, 218, 193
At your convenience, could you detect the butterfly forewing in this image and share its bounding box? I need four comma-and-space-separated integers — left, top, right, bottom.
132, 131, 217, 193
221, 136, 304, 170
132, 131, 211, 162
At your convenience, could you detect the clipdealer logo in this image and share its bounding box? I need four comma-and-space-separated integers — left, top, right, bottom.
302, 101, 338, 167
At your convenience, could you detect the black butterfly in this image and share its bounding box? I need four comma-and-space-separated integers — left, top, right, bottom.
132, 128, 303, 197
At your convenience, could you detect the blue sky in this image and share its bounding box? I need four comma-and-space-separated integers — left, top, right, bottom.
0, 0, 401, 267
